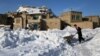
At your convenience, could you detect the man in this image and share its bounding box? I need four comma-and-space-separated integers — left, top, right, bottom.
74, 24, 85, 43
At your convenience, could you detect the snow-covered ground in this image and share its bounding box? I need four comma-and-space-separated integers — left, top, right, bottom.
0, 26, 100, 56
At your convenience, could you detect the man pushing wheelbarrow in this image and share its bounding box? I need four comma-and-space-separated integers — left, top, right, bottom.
63, 24, 85, 44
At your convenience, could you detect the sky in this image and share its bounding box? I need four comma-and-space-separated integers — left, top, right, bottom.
0, 0, 100, 16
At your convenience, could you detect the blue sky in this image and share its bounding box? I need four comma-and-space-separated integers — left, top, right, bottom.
0, 0, 100, 16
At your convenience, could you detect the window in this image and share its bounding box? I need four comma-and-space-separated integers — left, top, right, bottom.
29, 23, 39, 30
72, 15, 75, 20
33, 15, 39, 20
33, 24, 38, 30
42, 15, 46, 19
76, 15, 80, 20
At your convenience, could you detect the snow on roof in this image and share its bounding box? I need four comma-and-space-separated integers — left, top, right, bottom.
17, 6, 49, 14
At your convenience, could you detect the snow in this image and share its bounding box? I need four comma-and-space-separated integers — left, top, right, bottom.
17, 6, 41, 14
0, 26, 100, 56
17, 6, 48, 14
75, 32, 100, 56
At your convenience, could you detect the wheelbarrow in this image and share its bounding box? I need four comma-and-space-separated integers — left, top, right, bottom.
63, 35, 74, 44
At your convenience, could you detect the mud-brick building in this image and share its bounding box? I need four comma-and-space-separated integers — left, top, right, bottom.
84, 16, 100, 28
60, 11, 93, 29
6, 6, 61, 30
8, 12, 60, 30
0, 6, 100, 30
0, 14, 14, 28
41, 18, 61, 30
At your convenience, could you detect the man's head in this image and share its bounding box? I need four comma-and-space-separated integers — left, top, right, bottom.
74, 24, 77, 28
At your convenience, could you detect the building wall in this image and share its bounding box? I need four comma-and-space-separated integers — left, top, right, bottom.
27, 14, 42, 30
60, 12, 71, 23
70, 11, 82, 22
21, 13, 27, 28
14, 17, 23, 29
27, 14, 41, 23
43, 18, 61, 29
0, 14, 8, 24
60, 11, 82, 23
71, 21, 93, 29
60, 11, 93, 29
86, 16, 100, 28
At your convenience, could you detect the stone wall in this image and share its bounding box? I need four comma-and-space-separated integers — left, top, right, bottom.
71, 21, 93, 29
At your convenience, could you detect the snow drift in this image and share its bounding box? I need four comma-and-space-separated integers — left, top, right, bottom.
0, 26, 100, 56
0, 28, 78, 56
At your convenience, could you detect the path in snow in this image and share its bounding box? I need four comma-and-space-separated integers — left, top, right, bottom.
73, 32, 100, 56
74, 43, 92, 56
